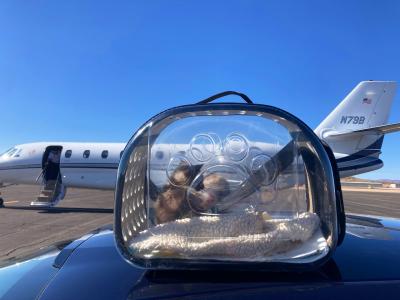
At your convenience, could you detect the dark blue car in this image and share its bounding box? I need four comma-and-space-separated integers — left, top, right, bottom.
1, 213, 400, 299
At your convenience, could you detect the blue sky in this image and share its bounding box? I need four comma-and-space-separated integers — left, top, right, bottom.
0, 0, 399, 179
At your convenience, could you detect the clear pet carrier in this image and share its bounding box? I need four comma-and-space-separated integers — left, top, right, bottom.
114, 91, 345, 270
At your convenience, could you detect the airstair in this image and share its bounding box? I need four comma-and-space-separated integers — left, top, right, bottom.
30, 174, 64, 207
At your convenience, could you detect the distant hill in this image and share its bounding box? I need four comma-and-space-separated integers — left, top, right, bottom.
341, 176, 400, 184
341, 176, 372, 182
379, 179, 400, 184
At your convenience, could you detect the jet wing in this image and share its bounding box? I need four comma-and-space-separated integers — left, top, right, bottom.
325, 122, 400, 138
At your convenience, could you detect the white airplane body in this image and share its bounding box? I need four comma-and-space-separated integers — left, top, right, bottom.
0, 81, 399, 205
0, 142, 124, 190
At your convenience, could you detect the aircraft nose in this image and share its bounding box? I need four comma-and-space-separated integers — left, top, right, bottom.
0, 156, 5, 183
0, 154, 12, 181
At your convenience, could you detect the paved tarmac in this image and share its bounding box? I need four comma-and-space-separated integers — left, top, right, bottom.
0, 185, 399, 264
0, 185, 114, 265
342, 187, 400, 218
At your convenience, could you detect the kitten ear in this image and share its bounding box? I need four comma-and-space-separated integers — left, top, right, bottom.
195, 176, 204, 191
191, 164, 203, 179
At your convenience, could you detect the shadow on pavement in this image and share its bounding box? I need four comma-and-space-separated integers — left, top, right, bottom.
0, 205, 113, 214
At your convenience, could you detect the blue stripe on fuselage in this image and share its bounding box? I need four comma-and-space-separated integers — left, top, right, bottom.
336, 136, 384, 164
338, 158, 383, 172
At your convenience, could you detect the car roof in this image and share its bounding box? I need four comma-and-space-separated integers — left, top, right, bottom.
3, 214, 400, 299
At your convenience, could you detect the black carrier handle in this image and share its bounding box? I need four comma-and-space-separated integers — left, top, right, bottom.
197, 91, 254, 104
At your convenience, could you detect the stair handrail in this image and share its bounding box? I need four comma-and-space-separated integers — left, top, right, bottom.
50, 173, 61, 202
35, 169, 45, 184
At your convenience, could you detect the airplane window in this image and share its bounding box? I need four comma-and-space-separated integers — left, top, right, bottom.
83, 150, 90, 159
155, 150, 164, 160
101, 150, 109, 159
65, 150, 72, 158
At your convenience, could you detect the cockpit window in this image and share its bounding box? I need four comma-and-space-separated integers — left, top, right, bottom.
65, 150, 72, 158
0, 148, 14, 157
83, 150, 90, 158
13, 149, 22, 157
101, 150, 109, 159
120, 151, 124, 158
7, 148, 18, 157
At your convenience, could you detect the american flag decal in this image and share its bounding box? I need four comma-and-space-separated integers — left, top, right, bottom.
362, 97, 372, 104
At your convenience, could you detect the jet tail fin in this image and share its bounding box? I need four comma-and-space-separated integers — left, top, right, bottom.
314, 81, 398, 177
315, 81, 397, 138
315, 81, 397, 156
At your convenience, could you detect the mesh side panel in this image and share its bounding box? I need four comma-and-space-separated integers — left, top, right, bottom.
121, 144, 148, 244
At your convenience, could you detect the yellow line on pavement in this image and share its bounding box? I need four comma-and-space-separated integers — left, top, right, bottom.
4, 200, 19, 204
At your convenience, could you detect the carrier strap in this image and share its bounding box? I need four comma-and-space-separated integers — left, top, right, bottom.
197, 91, 253, 104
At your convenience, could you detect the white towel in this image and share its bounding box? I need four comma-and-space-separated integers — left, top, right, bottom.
130, 212, 320, 259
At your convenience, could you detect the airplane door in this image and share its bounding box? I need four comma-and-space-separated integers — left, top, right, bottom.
42, 146, 63, 183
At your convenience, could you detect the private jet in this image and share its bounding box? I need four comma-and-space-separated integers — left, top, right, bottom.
0, 80, 399, 207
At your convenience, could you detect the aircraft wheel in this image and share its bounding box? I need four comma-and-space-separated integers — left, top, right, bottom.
0, 197, 3, 207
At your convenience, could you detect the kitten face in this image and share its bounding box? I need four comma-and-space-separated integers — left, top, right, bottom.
155, 166, 230, 224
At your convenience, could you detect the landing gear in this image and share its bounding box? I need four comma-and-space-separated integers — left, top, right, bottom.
0, 197, 4, 208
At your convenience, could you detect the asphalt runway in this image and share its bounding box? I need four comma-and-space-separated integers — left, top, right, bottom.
0, 185, 399, 265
